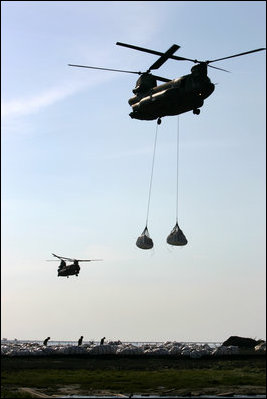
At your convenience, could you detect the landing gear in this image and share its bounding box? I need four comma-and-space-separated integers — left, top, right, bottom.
157, 117, 162, 125
193, 108, 200, 115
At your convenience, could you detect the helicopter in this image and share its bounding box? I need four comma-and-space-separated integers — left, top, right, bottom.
47, 253, 103, 277
68, 42, 265, 124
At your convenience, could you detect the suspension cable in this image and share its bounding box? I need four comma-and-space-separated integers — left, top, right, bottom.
176, 116, 180, 224
145, 122, 159, 227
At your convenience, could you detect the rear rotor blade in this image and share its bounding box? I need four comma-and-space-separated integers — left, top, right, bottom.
77, 259, 103, 262
68, 64, 141, 75
207, 48, 266, 63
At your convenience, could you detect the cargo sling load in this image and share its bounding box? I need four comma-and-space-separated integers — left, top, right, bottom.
136, 226, 153, 250
136, 117, 188, 249
167, 222, 187, 246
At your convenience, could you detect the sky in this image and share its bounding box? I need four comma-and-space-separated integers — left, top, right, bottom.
1, 1, 266, 343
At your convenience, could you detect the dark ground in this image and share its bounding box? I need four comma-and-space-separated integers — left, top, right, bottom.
1, 353, 266, 398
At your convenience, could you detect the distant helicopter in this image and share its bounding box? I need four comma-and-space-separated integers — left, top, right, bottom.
47, 253, 103, 277
69, 42, 265, 124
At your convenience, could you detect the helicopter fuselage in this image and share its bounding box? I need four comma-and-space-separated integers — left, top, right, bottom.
69, 42, 265, 122
128, 68, 215, 120
58, 263, 80, 277
50, 254, 101, 278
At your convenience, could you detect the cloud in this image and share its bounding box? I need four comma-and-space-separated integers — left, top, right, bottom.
1, 3, 169, 126
2, 86, 75, 119
1, 74, 113, 120
1, 2, 168, 122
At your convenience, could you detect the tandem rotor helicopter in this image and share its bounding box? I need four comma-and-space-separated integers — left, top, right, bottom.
69, 41, 265, 124
47, 253, 103, 278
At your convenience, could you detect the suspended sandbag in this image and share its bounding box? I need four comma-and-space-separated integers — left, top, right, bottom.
167, 222, 187, 246
136, 226, 153, 250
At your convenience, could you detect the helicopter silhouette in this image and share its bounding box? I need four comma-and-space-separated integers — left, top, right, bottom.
47, 253, 103, 277
69, 42, 265, 124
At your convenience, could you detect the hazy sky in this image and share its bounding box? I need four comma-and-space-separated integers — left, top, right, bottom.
1, 1, 266, 343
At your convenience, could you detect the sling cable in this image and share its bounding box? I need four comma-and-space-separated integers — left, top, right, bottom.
136, 122, 159, 250
167, 116, 187, 246
136, 117, 187, 250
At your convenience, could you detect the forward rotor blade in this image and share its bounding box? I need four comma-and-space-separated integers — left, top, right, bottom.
52, 253, 74, 261
116, 42, 197, 63
116, 42, 195, 63
151, 74, 172, 83
148, 44, 180, 71
68, 64, 141, 75
69, 62, 170, 82
116, 42, 166, 57
207, 48, 266, 63
52, 253, 62, 259
51, 254, 102, 262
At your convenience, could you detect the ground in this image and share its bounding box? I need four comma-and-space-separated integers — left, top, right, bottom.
1, 353, 266, 398
16, 384, 267, 397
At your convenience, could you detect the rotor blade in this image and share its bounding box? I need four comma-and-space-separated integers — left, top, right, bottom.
207, 48, 266, 63
116, 42, 166, 57
116, 42, 199, 64
46, 260, 61, 262
116, 42, 196, 63
170, 55, 198, 62
168, 47, 265, 64
77, 259, 103, 262
148, 44, 180, 71
208, 64, 230, 73
68, 64, 141, 75
151, 74, 172, 83
52, 253, 74, 261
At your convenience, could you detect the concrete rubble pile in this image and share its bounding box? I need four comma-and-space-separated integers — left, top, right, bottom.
255, 341, 266, 352
0, 340, 249, 357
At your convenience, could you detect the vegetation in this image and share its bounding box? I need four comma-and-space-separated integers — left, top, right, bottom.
1, 390, 32, 398
1, 355, 266, 398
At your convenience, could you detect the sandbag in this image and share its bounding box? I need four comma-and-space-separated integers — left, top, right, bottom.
167, 223, 187, 246
136, 226, 153, 249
